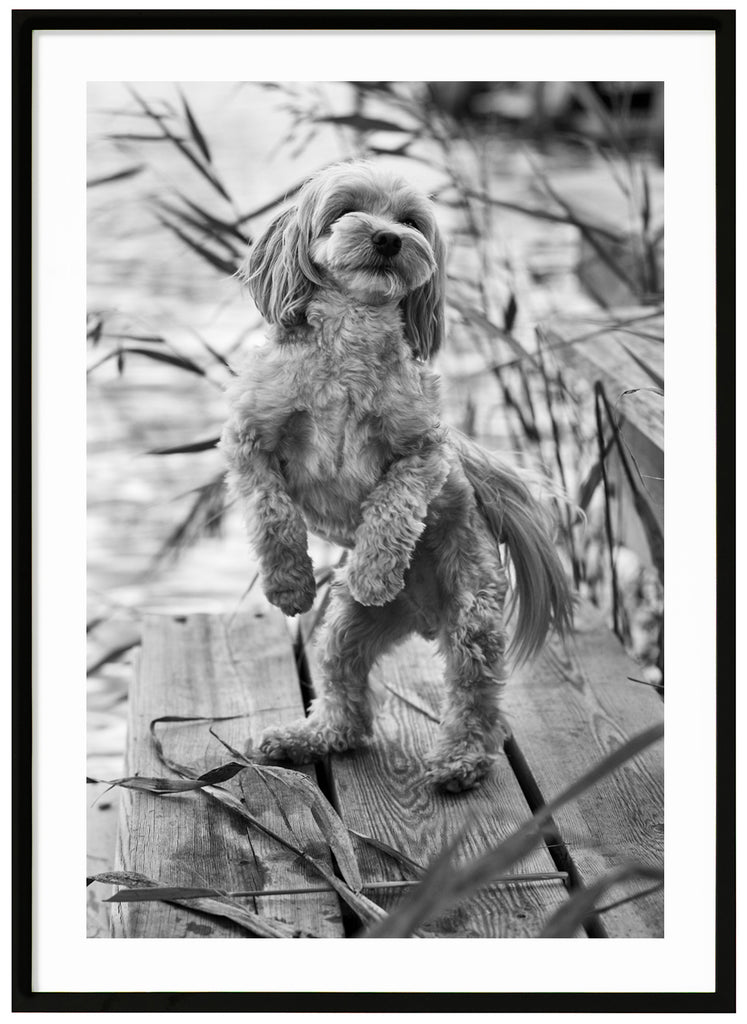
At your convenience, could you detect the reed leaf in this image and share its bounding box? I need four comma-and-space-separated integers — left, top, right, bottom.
106, 132, 188, 143
314, 114, 413, 134
179, 88, 213, 164
126, 85, 232, 203
118, 345, 206, 377
87, 164, 145, 188
152, 473, 227, 566
88, 760, 247, 796
86, 639, 140, 677
348, 829, 426, 879
615, 341, 665, 391
234, 176, 309, 227
89, 870, 303, 937
247, 763, 362, 892
155, 200, 244, 258
155, 215, 238, 276
175, 191, 250, 244
539, 863, 663, 937
147, 436, 220, 456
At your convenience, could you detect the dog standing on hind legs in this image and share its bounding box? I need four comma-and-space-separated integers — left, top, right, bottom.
221, 161, 572, 792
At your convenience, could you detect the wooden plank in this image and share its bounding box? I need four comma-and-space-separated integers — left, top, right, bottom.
111, 610, 344, 938
544, 312, 664, 453
544, 310, 664, 562
303, 631, 576, 937
505, 599, 664, 937
608, 419, 664, 539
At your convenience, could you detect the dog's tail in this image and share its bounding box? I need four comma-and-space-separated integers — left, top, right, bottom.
451, 429, 574, 664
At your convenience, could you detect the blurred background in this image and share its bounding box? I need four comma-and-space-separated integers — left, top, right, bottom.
87, 82, 664, 920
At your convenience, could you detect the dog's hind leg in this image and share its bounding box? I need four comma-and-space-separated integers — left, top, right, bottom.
421, 508, 510, 792
258, 585, 413, 764
426, 588, 510, 792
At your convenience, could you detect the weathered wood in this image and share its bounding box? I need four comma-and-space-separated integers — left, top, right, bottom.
544, 312, 664, 454
505, 599, 664, 937
111, 611, 344, 938
544, 310, 663, 566
302, 629, 576, 937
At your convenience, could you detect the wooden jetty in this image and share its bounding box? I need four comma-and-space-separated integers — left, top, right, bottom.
92, 307, 665, 939
101, 597, 663, 939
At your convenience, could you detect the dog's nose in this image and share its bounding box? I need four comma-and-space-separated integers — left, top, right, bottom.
371, 230, 402, 258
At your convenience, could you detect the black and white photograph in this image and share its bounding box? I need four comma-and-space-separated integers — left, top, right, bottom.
16, 9, 733, 1010
85, 79, 665, 941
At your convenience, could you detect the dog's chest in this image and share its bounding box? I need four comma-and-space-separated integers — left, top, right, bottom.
281, 354, 392, 485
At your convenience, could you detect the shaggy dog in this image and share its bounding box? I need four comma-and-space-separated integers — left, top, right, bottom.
221, 161, 572, 792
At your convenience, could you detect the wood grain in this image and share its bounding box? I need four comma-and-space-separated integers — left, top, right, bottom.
302, 629, 575, 937
505, 599, 664, 937
111, 610, 344, 938
544, 310, 664, 560
544, 313, 664, 453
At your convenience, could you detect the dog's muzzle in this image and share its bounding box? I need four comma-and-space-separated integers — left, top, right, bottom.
371, 230, 402, 258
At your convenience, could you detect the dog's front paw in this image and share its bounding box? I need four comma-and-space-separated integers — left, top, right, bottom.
425, 750, 496, 793
264, 568, 316, 617
258, 721, 329, 764
346, 557, 404, 607
259, 717, 366, 763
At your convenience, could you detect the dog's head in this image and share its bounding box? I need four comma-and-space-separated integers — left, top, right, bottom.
243, 161, 445, 359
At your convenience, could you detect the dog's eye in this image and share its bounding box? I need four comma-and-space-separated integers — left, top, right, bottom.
399, 218, 422, 233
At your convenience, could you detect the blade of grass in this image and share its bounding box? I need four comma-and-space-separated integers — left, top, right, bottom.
234, 176, 309, 227
127, 85, 233, 203
175, 191, 250, 245
156, 215, 238, 277
102, 332, 166, 345
451, 187, 624, 242
595, 879, 664, 916
313, 113, 414, 134
88, 761, 247, 797
152, 475, 227, 567
107, 873, 568, 903
150, 714, 252, 774
348, 829, 426, 879
188, 331, 237, 375
524, 148, 642, 298
596, 383, 664, 579
87, 164, 145, 188
594, 384, 622, 638
119, 345, 206, 377
106, 132, 188, 143
155, 200, 244, 259
539, 863, 663, 937
90, 870, 302, 937
107, 886, 221, 902
577, 436, 615, 513
615, 340, 665, 391
147, 436, 220, 456
86, 639, 140, 677
178, 87, 212, 164
246, 764, 362, 893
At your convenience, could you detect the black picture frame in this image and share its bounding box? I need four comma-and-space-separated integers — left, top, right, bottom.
13, 7, 736, 1013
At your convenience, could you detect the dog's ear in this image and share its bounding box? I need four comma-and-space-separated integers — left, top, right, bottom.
241, 207, 316, 326
401, 229, 446, 360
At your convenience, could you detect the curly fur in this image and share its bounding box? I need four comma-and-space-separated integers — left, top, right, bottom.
221, 161, 572, 792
